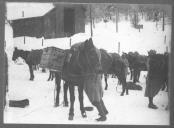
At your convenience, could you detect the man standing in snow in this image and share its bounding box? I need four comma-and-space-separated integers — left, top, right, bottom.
84, 74, 108, 121
145, 52, 168, 109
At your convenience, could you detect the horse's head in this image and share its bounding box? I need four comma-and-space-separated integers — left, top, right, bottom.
12, 47, 20, 61
148, 50, 157, 56
70, 38, 102, 74
121, 52, 127, 59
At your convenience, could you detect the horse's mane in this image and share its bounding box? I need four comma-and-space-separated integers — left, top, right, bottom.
71, 42, 85, 51
99, 49, 125, 73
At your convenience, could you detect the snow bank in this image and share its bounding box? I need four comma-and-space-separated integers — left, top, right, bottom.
10, 19, 171, 57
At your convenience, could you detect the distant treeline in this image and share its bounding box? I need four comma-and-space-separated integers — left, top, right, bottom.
85, 4, 171, 23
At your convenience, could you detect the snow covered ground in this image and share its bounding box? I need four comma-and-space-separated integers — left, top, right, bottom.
4, 16, 171, 125
4, 63, 169, 125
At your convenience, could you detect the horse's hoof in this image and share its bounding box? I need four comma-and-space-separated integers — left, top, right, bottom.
68, 115, 74, 120
63, 102, 69, 107
82, 112, 87, 118
120, 93, 124, 96
54, 103, 59, 107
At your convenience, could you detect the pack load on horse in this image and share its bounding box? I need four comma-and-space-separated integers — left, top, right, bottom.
40, 46, 66, 72
40, 38, 107, 121
145, 53, 168, 109
12, 47, 43, 80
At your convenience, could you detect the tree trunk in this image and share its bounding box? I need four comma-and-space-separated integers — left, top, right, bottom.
162, 11, 165, 31
90, 5, 93, 37
116, 8, 119, 33
92, 18, 95, 28
141, 10, 144, 20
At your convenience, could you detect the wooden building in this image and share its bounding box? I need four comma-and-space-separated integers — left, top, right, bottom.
11, 4, 86, 39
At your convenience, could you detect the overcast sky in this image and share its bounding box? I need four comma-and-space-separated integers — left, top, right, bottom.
6, 2, 54, 20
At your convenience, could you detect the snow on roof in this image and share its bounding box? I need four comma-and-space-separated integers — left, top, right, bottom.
6, 2, 54, 20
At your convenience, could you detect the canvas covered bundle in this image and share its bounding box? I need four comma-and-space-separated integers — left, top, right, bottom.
40, 47, 66, 72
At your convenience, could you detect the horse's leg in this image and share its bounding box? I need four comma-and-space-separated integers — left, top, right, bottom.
104, 74, 108, 90
47, 71, 51, 81
63, 81, 69, 107
137, 70, 141, 82
133, 69, 137, 83
55, 73, 61, 107
165, 80, 168, 92
42, 68, 46, 73
78, 85, 87, 118
33, 65, 36, 70
161, 83, 166, 91
118, 73, 128, 96
51, 71, 54, 81
36, 64, 39, 70
130, 69, 133, 80
28, 64, 34, 81
68, 85, 75, 120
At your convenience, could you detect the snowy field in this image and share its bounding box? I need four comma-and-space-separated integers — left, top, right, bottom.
4, 63, 169, 125
4, 17, 171, 125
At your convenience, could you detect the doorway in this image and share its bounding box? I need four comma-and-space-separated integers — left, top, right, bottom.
64, 8, 75, 36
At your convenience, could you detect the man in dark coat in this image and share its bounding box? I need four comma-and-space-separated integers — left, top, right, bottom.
145, 53, 168, 109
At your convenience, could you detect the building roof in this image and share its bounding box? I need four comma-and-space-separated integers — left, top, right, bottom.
6, 3, 54, 20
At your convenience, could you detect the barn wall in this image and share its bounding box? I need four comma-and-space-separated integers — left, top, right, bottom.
75, 6, 86, 34
12, 5, 86, 39
54, 4, 86, 37
43, 8, 56, 39
12, 17, 44, 38
55, 6, 64, 38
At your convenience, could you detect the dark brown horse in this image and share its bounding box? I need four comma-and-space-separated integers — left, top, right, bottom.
124, 52, 147, 83
100, 49, 128, 96
54, 38, 102, 120
12, 47, 43, 81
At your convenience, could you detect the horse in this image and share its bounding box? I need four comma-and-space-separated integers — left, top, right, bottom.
125, 52, 147, 83
12, 47, 43, 81
99, 49, 128, 96
54, 38, 102, 120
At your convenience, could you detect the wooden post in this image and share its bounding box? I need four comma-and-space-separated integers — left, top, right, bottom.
92, 18, 95, 28
166, 46, 168, 53
24, 36, 25, 44
42, 38, 44, 46
89, 5, 93, 37
162, 11, 165, 31
164, 35, 166, 44
118, 42, 120, 55
70, 38, 72, 47
22, 11, 25, 44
